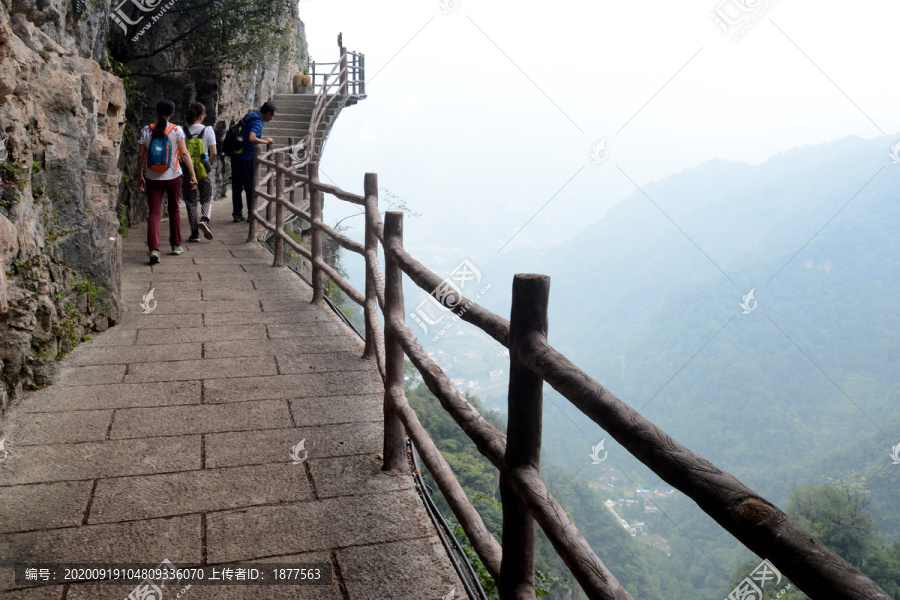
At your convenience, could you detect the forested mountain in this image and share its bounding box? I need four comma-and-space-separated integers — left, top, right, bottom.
415, 135, 900, 598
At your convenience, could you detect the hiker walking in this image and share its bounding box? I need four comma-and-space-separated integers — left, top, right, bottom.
228, 101, 276, 222
181, 102, 216, 242
137, 99, 197, 264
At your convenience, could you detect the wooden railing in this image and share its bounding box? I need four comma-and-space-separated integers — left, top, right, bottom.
306, 41, 363, 163
246, 153, 892, 600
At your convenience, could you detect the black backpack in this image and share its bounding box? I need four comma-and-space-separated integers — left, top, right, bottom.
222, 114, 261, 157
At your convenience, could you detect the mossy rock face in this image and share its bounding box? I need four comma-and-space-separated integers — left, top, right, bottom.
0, 0, 127, 412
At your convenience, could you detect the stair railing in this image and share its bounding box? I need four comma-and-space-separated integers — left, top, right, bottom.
245, 156, 893, 600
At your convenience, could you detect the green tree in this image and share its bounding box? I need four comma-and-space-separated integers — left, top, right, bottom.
786, 484, 878, 569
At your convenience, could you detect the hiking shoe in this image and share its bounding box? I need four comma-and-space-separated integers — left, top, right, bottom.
171, 246, 184, 255
199, 221, 213, 239
187, 231, 201, 243
149, 250, 160, 265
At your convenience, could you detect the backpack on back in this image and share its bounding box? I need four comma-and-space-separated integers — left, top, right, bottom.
147, 123, 178, 173
183, 126, 210, 180
222, 115, 261, 157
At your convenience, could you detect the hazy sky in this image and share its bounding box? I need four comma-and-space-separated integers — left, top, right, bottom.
298, 0, 899, 264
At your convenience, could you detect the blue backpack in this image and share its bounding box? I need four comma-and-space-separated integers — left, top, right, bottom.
147, 123, 177, 173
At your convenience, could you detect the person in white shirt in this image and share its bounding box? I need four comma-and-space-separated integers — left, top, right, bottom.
137, 99, 198, 264
181, 102, 217, 242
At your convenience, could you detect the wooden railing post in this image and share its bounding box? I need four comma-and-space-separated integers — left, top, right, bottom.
382, 211, 408, 471
362, 173, 378, 359
273, 152, 284, 267
246, 155, 260, 243
340, 46, 349, 95
309, 161, 324, 304
287, 137, 297, 208
499, 274, 550, 600
265, 143, 274, 225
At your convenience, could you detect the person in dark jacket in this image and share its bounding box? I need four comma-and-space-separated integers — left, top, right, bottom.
230, 101, 276, 222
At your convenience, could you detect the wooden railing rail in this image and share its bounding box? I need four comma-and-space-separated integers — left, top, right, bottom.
247, 157, 892, 600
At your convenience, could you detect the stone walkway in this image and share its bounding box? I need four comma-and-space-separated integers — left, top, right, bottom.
0, 199, 464, 599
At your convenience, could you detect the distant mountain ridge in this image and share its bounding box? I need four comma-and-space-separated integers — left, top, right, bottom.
477, 132, 900, 486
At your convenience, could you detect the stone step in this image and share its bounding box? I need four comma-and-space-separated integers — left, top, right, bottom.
265, 126, 320, 135
272, 100, 320, 110
273, 93, 318, 100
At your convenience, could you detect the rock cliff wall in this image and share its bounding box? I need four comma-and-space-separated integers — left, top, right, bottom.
0, 0, 125, 410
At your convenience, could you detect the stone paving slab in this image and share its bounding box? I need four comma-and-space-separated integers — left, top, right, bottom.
89, 463, 311, 524
205, 421, 383, 469
148, 299, 262, 315
10, 410, 110, 446
124, 356, 276, 384
289, 395, 384, 427
116, 313, 203, 330
124, 271, 200, 282
206, 489, 435, 563
128, 279, 257, 292
0, 436, 200, 486
0, 480, 93, 533
338, 537, 464, 600
192, 256, 272, 265
192, 272, 259, 282
0, 516, 201, 589
278, 351, 377, 374
109, 399, 291, 439
66, 343, 203, 367
202, 288, 303, 301
203, 339, 371, 366
132, 288, 202, 302
310, 454, 415, 499
262, 299, 346, 313
266, 321, 348, 339
56, 364, 125, 387
204, 372, 379, 403
24, 381, 201, 412
251, 278, 315, 293
204, 309, 334, 327
136, 324, 267, 345
1, 200, 465, 600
